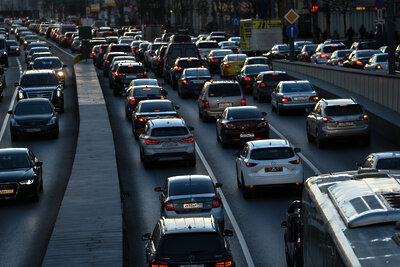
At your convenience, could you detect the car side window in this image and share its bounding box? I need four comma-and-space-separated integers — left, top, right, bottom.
316, 103, 322, 115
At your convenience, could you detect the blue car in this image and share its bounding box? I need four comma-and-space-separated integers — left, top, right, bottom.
177, 68, 212, 98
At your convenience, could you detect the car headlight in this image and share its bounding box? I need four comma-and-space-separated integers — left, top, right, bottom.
18, 90, 24, 99
16, 48, 20, 51
2, 51, 6, 55
46, 117, 57, 125
56, 89, 62, 98
57, 71, 64, 77
20, 179, 34, 185
24, 41, 27, 44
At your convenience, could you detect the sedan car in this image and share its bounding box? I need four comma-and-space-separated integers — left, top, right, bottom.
271, 80, 319, 115
178, 67, 212, 98
237, 64, 272, 94
266, 44, 290, 59
235, 139, 303, 198
310, 43, 347, 64
6, 40, 20, 56
124, 85, 166, 118
154, 175, 224, 228
169, 57, 204, 89
326, 49, 353, 66
0, 148, 43, 201
252, 71, 291, 102
244, 56, 271, 67
9, 98, 59, 140
112, 62, 147, 96
206, 49, 233, 73
358, 151, 400, 169
220, 54, 247, 78
343, 50, 380, 69
364, 53, 388, 72
216, 106, 269, 147
139, 118, 195, 168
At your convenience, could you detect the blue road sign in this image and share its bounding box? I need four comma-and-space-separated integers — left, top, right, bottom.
232, 18, 240, 26
376, 0, 385, 9
286, 25, 298, 38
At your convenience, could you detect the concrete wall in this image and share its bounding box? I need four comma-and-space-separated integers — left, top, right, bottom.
272, 60, 400, 114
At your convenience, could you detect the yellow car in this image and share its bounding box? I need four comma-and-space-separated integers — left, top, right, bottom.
220, 54, 247, 78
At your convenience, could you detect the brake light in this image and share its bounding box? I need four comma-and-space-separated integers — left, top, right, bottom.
338, 60, 343, 64
157, 56, 161, 60
272, 73, 279, 76
359, 114, 368, 120
260, 82, 266, 87
149, 51, 153, 54
281, 97, 291, 102
211, 59, 218, 62
289, 159, 300, 164
106, 60, 110, 63
215, 258, 232, 267
320, 54, 329, 58
138, 117, 148, 122
132, 48, 136, 53
376, 65, 382, 69
245, 162, 258, 167
145, 139, 160, 145
199, 50, 203, 54
309, 96, 319, 101
212, 198, 221, 208
305, 52, 309, 55
129, 97, 136, 105
224, 123, 236, 129
241, 99, 246, 106
93, 52, 96, 57
180, 137, 194, 143
174, 66, 182, 70
225, 64, 230, 68
141, 72, 147, 76
165, 201, 174, 211
204, 100, 209, 109
244, 77, 251, 81
356, 60, 363, 65
183, 79, 188, 84
151, 259, 168, 267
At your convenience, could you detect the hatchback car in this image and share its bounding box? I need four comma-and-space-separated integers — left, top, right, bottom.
206, 49, 234, 73
216, 106, 269, 147
112, 62, 147, 95
306, 98, 370, 148
364, 53, 388, 72
142, 216, 234, 267
178, 67, 212, 97
198, 81, 246, 121
310, 43, 347, 64
220, 54, 247, 78
125, 85, 166, 117
358, 151, 400, 169
0, 148, 43, 201
139, 118, 195, 168
252, 71, 291, 102
154, 175, 224, 227
235, 139, 303, 198
237, 64, 272, 94
343, 50, 380, 69
9, 98, 59, 140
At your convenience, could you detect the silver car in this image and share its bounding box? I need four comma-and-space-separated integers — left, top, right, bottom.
139, 118, 195, 168
154, 175, 224, 228
358, 151, 400, 169
271, 80, 319, 115
364, 53, 388, 72
306, 98, 370, 148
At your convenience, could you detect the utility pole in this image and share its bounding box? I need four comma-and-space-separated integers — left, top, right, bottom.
289, 0, 294, 62
386, 0, 396, 74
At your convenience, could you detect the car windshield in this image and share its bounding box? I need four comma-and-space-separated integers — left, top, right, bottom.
227, 108, 262, 120
151, 127, 188, 137
184, 68, 210, 77
33, 59, 62, 69
178, 60, 202, 68
132, 87, 162, 96
376, 54, 388, 62
244, 65, 271, 75
250, 147, 294, 160
0, 154, 31, 169
140, 102, 174, 112
198, 42, 219, 48
208, 84, 241, 97
15, 102, 52, 115
6, 40, 18, 46
221, 41, 237, 47
305, 45, 317, 51
132, 79, 158, 86
156, 233, 225, 257
325, 104, 363, 116
21, 74, 58, 86
281, 83, 313, 93
376, 158, 400, 169
169, 179, 214, 196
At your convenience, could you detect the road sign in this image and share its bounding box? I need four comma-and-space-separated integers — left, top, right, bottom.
284, 9, 300, 24
376, 0, 385, 9
232, 17, 240, 26
286, 25, 298, 38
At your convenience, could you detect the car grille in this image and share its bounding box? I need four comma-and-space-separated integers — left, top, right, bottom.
26, 90, 54, 100
19, 120, 48, 127
0, 183, 18, 199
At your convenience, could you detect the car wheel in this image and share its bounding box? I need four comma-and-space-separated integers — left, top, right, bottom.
252, 90, 258, 101
316, 129, 325, 149
285, 244, 294, 267
51, 128, 59, 139
221, 136, 228, 148
306, 123, 314, 142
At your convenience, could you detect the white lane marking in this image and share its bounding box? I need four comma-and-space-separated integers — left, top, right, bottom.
0, 58, 22, 143
269, 124, 322, 175
195, 143, 255, 267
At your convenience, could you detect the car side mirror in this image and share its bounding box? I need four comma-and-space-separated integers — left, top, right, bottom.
281, 221, 288, 228
14, 81, 19, 86
63, 64, 67, 68
294, 148, 301, 153
261, 112, 267, 116
223, 229, 233, 236
7, 110, 13, 114
188, 127, 194, 131
35, 161, 43, 167
215, 182, 222, 188
215, 115, 221, 120
232, 151, 240, 157
154, 187, 162, 192
142, 233, 151, 240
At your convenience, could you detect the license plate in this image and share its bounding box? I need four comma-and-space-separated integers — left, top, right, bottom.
162, 141, 177, 146
179, 265, 204, 267
26, 128, 41, 133
293, 96, 308, 101
338, 122, 355, 127
265, 167, 283, 172
0, 189, 14, 194
240, 133, 255, 138
218, 102, 232, 108
193, 80, 204, 84
183, 203, 203, 209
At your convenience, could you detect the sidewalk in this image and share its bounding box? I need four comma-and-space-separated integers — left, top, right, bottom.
42, 61, 123, 266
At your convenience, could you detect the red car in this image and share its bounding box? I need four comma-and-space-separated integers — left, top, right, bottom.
297, 44, 318, 62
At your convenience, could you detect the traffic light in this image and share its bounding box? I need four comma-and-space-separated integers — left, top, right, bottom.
169, 9, 173, 13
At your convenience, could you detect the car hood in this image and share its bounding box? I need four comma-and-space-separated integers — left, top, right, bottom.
14, 113, 53, 123
0, 168, 34, 182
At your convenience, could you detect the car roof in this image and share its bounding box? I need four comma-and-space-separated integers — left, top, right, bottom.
208, 80, 238, 85
368, 151, 400, 159
0, 148, 29, 155
248, 139, 290, 149
132, 85, 160, 90
34, 56, 60, 61
323, 98, 357, 106
247, 56, 268, 60
139, 99, 172, 105
149, 118, 186, 128
226, 106, 259, 112
18, 98, 51, 104
161, 217, 216, 235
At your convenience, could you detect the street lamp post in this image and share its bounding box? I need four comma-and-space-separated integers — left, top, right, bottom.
386, 0, 396, 74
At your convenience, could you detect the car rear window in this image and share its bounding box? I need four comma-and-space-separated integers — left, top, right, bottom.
0, 154, 30, 169
15, 102, 52, 115
156, 233, 225, 257
185, 68, 210, 77
227, 55, 246, 62
336, 50, 351, 57
208, 84, 241, 97
305, 45, 317, 51
358, 51, 379, 58
359, 42, 378, 49
250, 147, 294, 160
281, 83, 313, 93
21, 74, 58, 86
132, 79, 158, 86
227, 108, 262, 120
118, 66, 144, 73
169, 179, 214, 196
172, 35, 192, 43
151, 127, 188, 137
169, 45, 198, 59
110, 45, 131, 53
132, 87, 162, 96
29, 47, 50, 55
178, 60, 202, 68
376, 158, 400, 169
140, 102, 174, 112
248, 58, 270, 65
33, 59, 62, 69
323, 45, 346, 53
325, 104, 363, 116
244, 65, 271, 75
198, 42, 219, 48
376, 54, 388, 62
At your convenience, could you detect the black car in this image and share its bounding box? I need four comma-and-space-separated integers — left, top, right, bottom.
237, 64, 272, 94
131, 99, 179, 138
178, 67, 212, 98
252, 71, 291, 102
281, 200, 303, 267
112, 62, 147, 96
152, 45, 167, 77
9, 98, 59, 140
6, 40, 20, 56
125, 85, 166, 119
0, 148, 43, 202
102, 52, 128, 76
143, 216, 234, 267
169, 57, 203, 89
206, 49, 233, 74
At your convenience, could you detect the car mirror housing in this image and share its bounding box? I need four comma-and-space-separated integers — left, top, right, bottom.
7, 110, 13, 114
142, 233, 151, 240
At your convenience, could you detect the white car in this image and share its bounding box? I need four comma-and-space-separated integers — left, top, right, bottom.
235, 139, 303, 198
358, 151, 400, 169
310, 43, 347, 64
364, 53, 388, 72
196, 40, 220, 60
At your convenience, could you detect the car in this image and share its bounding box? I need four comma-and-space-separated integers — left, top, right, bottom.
135, 42, 150, 62
112, 62, 147, 96
108, 57, 137, 87
350, 40, 379, 50
293, 41, 313, 57
22, 34, 39, 49
143, 42, 166, 68
271, 80, 319, 115
124, 85, 166, 117
139, 118, 195, 168
198, 80, 246, 121
9, 98, 59, 140
15, 70, 64, 112
306, 98, 370, 148
130, 40, 145, 56
266, 44, 290, 59
106, 43, 133, 56
27, 52, 53, 69
142, 216, 234, 267
244, 56, 271, 67
26, 46, 51, 64
196, 40, 220, 60
95, 44, 109, 68
59, 31, 76, 47
0, 66, 5, 94
206, 35, 227, 43
131, 99, 179, 136
168, 34, 192, 44
151, 45, 167, 77
0, 148, 43, 201
363, 53, 388, 72
235, 139, 304, 198
252, 71, 291, 102
178, 67, 212, 98
0, 37, 8, 67
342, 50, 380, 69
169, 57, 204, 89
206, 49, 234, 73
219, 54, 247, 78
326, 49, 353, 66
102, 52, 129, 76
105, 36, 118, 44
219, 41, 239, 53
24, 41, 49, 60
296, 44, 318, 62
237, 64, 272, 94
154, 175, 224, 227
357, 151, 400, 169
31, 57, 67, 85
228, 36, 240, 46
281, 201, 303, 267
216, 106, 269, 147
70, 37, 80, 52
310, 43, 347, 64
5, 40, 20, 56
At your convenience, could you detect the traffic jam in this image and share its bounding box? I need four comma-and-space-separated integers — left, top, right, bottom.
0, 15, 400, 267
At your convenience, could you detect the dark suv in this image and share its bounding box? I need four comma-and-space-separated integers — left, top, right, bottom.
252, 71, 291, 102
143, 216, 234, 267
112, 62, 147, 96
169, 57, 203, 89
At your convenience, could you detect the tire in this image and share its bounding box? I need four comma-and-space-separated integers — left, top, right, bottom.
315, 130, 325, 149
306, 124, 314, 142
216, 128, 221, 142
51, 128, 59, 139
243, 182, 251, 199
220, 68, 225, 78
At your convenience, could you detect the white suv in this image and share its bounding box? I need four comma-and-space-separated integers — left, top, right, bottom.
235, 139, 303, 198
310, 43, 347, 64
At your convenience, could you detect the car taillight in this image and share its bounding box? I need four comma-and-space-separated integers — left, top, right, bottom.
244, 77, 251, 81
305, 52, 309, 55
376, 65, 382, 69
358, 114, 368, 120
149, 51, 153, 54
215, 256, 233, 266
225, 64, 230, 68
141, 72, 147, 76
260, 82, 266, 87
157, 56, 161, 60
106, 60, 110, 63
241, 99, 246, 106
245, 162, 257, 167
129, 97, 136, 105
180, 137, 194, 143
356, 60, 363, 65
165, 201, 174, 211
132, 48, 136, 53
338, 60, 343, 64
289, 159, 300, 164
281, 97, 291, 102
322, 117, 334, 123
145, 139, 160, 145
93, 52, 96, 56
320, 54, 329, 58
151, 259, 168, 267
211, 59, 218, 62
138, 117, 148, 122
309, 96, 319, 101
224, 123, 236, 129
183, 79, 188, 84
212, 198, 221, 208
174, 66, 182, 70
257, 122, 268, 128
199, 50, 203, 54
204, 100, 209, 109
